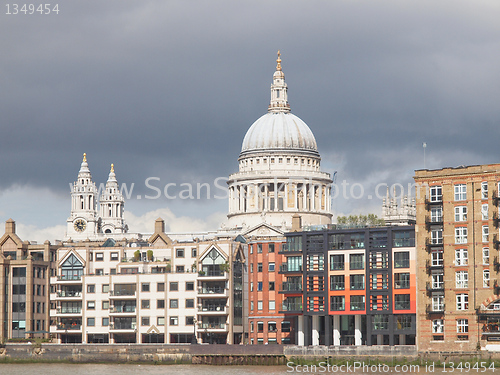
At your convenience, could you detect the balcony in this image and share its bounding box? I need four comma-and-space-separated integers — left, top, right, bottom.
110, 306, 136, 314
493, 192, 499, 207
494, 236, 500, 250
198, 271, 227, 278
426, 238, 443, 252
426, 281, 444, 293
109, 290, 136, 299
198, 286, 228, 297
109, 322, 136, 331
425, 198, 443, 209
56, 275, 82, 283
198, 305, 226, 314
56, 307, 82, 315
279, 301, 303, 313
198, 322, 226, 330
56, 290, 82, 299
279, 244, 302, 254
425, 260, 443, 275
279, 264, 303, 274
56, 323, 82, 331
279, 282, 303, 293
425, 216, 443, 229
426, 304, 445, 315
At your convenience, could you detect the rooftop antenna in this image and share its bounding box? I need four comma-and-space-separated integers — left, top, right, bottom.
423, 142, 427, 169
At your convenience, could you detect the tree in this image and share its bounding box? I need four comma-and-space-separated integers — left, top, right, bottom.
133, 250, 141, 261
336, 214, 385, 226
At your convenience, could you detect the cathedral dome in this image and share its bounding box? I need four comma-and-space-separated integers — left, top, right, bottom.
240, 112, 318, 157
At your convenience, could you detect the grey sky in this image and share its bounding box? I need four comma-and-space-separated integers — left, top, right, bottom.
1, 0, 500, 240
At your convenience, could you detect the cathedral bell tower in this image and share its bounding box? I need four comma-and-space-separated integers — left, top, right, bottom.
99, 164, 127, 234
66, 153, 99, 240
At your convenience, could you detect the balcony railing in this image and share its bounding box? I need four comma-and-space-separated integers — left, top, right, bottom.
280, 302, 303, 312
56, 291, 82, 298
56, 307, 82, 314
56, 324, 81, 330
199, 271, 225, 277
279, 244, 302, 253
110, 322, 136, 330
57, 275, 82, 281
280, 282, 303, 292
198, 305, 226, 312
426, 304, 445, 314
109, 290, 136, 296
279, 264, 302, 273
110, 306, 136, 313
199, 323, 226, 329
198, 287, 226, 294
426, 281, 444, 293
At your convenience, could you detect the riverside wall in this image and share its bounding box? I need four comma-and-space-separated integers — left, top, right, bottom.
2, 344, 500, 364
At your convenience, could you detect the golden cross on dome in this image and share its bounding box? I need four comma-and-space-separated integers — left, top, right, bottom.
83, 153, 87, 162
110, 163, 115, 173
276, 50, 282, 71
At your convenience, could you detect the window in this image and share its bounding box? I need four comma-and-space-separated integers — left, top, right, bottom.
269, 243, 275, 253
257, 321, 264, 332
268, 262, 275, 272
394, 273, 410, 289
170, 282, 178, 291
350, 295, 365, 311
483, 247, 490, 265
141, 299, 150, 309
430, 186, 442, 202
250, 301, 254, 311
141, 317, 150, 326
255, 243, 262, 253
95, 253, 104, 261
257, 263, 263, 272
102, 300, 109, 310
432, 319, 444, 334
110, 252, 119, 261
169, 316, 178, 326
141, 283, 150, 292
432, 295, 444, 311
102, 317, 109, 326
455, 184, 466, 201
482, 182, 488, 199
191, 248, 197, 257
157, 317, 165, 326
349, 254, 364, 270
457, 319, 468, 333
157, 282, 165, 292
257, 301, 263, 310
185, 299, 194, 308
250, 282, 253, 292
394, 294, 410, 310
431, 229, 443, 244
455, 249, 468, 266
176, 265, 184, 273
87, 301, 95, 310
396, 315, 412, 330
250, 322, 254, 332
87, 317, 95, 326
102, 284, 109, 293
157, 300, 165, 309
455, 271, 468, 288
350, 274, 364, 290
330, 254, 344, 270
186, 316, 195, 325
482, 204, 489, 220
330, 275, 345, 290
394, 252, 410, 268
269, 281, 275, 291
268, 321, 277, 332
282, 321, 291, 332
455, 227, 467, 244
455, 206, 467, 222
269, 300, 275, 310
87, 285, 95, 293
484, 269, 490, 288
257, 282, 263, 291
456, 294, 469, 310
169, 299, 178, 308
483, 225, 489, 242
431, 207, 443, 222
186, 282, 194, 291
330, 296, 345, 311
432, 250, 443, 266
432, 272, 444, 289
176, 248, 184, 258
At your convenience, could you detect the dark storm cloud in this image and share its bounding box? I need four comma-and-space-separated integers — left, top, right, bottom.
1, 0, 500, 213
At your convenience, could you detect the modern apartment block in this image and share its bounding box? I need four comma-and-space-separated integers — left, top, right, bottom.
0, 219, 59, 341
415, 164, 500, 351
280, 225, 416, 346
49, 218, 245, 344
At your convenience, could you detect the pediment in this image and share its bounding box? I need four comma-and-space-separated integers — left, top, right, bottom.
242, 223, 284, 238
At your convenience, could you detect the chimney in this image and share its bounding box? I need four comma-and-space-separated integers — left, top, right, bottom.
291, 214, 302, 232
155, 218, 165, 233
5, 218, 15, 234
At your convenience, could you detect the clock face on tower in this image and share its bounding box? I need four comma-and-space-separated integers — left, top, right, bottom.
74, 219, 87, 232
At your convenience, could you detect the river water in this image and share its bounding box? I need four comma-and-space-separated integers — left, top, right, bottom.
0, 363, 498, 374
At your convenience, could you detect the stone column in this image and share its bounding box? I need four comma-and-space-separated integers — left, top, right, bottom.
297, 315, 304, 346
355, 315, 362, 345
333, 315, 340, 346
312, 315, 320, 346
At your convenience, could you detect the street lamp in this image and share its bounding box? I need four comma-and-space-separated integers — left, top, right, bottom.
191, 318, 198, 344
